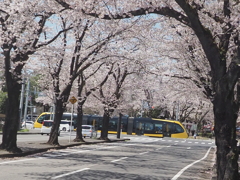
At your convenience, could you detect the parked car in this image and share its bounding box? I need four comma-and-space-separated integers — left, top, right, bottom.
41, 120, 60, 136
82, 125, 97, 138
60, 120, 74, 132
22, 121, 34, 129
26, 114, 38, 121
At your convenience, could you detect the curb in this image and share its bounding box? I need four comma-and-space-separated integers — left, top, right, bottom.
0, 138, 129, 158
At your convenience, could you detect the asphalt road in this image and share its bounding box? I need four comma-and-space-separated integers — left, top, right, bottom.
0, 135, 215, 180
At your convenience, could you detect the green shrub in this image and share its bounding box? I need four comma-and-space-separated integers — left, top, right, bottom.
198, 132, 213, 138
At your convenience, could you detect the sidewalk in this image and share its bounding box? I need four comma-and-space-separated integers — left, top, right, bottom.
0, 129, 129, 158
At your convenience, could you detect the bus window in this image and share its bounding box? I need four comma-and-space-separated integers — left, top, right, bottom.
93, 117, 100, 130
163, 122, 173, 137
82, 115, 89, 125
144, 122, 154, 134
121, 118, 128, 132
135, 121, 144, 135
173, 124, 184, 133
109, 118, 117, 131
37, 114, 53, 124
155, 123, 163, 133
98, 117, 103, 130
144, 122, 154, 131
62, 114, 72, 120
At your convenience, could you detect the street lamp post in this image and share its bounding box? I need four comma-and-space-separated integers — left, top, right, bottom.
174, 101, 180, 121
19, 78, 25, 129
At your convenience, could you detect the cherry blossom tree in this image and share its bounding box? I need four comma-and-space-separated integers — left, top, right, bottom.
79, 1, 240, 179
51, 1, 240, 179
0, 0, 70, 152
90, 61, 137, 140
35, 11, 143, 145
73, 63, 114, 142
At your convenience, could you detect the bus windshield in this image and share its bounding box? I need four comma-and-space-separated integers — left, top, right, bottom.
37, 114, 54, 124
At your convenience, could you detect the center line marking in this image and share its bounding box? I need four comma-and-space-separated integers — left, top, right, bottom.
0, 158, 36, 165
51, 168, 90, 179
111, 157, 128, 162
139, 151, 149, 155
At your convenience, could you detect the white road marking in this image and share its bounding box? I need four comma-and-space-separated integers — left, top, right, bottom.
96, 146, 117, 149
111, 157, 128, 162
42, 154, 61, 157
69, 150, 90, 154
171, 146, 213, 180
139, 151, 149, 155
51, 168, 90, 179
0, 158, 36, 165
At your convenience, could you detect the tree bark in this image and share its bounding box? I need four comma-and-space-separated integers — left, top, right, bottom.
47, 98, 63, 146
0, 51, 23, 153
0, 79, 21, 152
99, 107, 111, 141
213, 78, 239, 180
74, 103, 85, 142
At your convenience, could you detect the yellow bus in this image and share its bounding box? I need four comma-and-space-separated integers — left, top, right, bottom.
34, 113, 188, 139
33, 112, 77, 128
81, 115, 189, 139
108, 117, 189, 138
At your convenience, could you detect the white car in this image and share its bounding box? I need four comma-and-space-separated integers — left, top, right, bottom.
41, 120, 60, 136
60, 120, 74, 132
22, 121, 34, 129
82, 125, 97, 138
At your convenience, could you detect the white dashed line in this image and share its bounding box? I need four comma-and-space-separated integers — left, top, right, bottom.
51, 168, 90, 179
0, 158, 36, 165
111, 157, 128, 162
139, 151, 149, 155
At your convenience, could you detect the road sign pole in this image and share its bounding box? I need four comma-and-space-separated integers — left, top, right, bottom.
69, 103, 74, 143
69, 96, 77, 143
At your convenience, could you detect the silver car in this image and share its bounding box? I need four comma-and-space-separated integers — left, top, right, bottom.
22, 121, 34, 129
41, 120, 60, 136
82, 125, 97, 138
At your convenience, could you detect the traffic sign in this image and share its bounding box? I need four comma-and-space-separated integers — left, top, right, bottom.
69, 96, 77, 104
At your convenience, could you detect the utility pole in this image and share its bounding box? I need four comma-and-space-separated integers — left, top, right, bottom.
140, 99, 144, 117
175, 101, 180, 121
19, 78, 25, 129
23, 78, 30, 127
117, 113, 122, 138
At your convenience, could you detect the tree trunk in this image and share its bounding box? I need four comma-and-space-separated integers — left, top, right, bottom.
47, 98, 64, 146
214, 79, 239, 180
47, 84, 72, 145
0, 75, 22, 153
99, 107, 111, 141
74, 103, 85, 142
